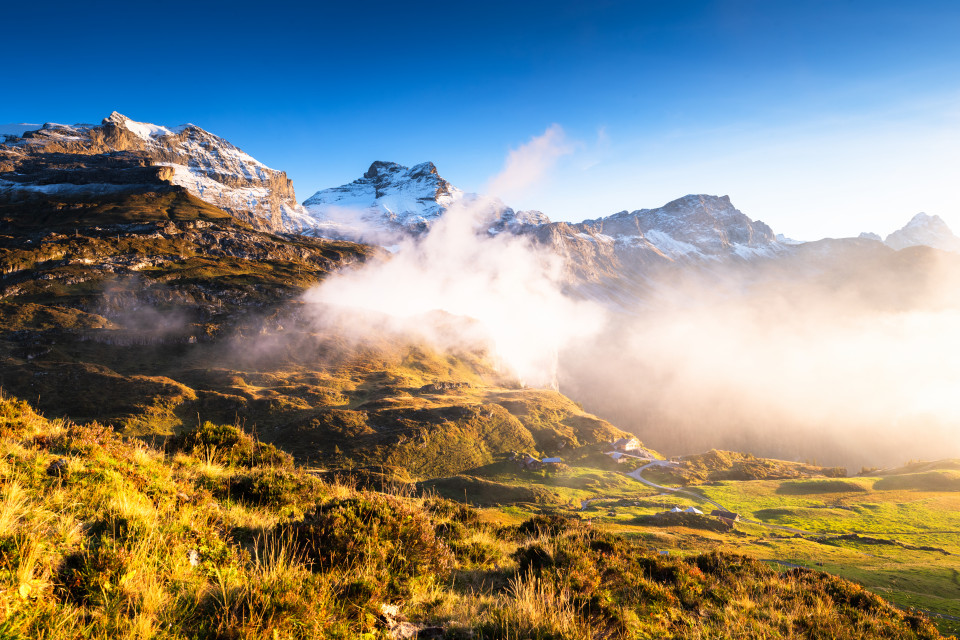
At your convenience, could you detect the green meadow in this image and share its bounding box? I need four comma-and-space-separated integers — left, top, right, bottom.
463, 456, 960, 636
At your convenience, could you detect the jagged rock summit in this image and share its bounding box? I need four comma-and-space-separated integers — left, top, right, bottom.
303, 160, 464, 238
0, 112, 315, 233
884, 212, 960, 253
580, 194, 778, 258
302, 160, 551, 243
510, 194, 783, 290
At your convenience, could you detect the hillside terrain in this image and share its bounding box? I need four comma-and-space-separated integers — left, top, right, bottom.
0, 186, 629, 477
0, 394, 947, 639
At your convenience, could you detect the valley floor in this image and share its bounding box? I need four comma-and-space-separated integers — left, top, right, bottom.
464, 457, 960, 637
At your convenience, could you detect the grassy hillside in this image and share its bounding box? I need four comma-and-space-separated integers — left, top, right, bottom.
0, 192, 630, 477
651, 449, 849, 485
0, 394, 945, 639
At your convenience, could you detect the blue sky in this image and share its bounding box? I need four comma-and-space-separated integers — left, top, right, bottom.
4, 0, 960, 239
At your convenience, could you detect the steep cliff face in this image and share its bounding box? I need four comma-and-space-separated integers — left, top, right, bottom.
304, 161, 462, 227
0, 113, 313, 233
302, 161, 462, 242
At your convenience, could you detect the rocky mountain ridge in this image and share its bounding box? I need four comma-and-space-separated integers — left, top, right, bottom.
306, 160, 960, 263
0, 112, 315, 233
302, 162, 780, 258
6, 113, 957, 261
301, 162, 787, 289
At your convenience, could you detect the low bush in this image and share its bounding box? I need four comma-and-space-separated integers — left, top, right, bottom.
283, 493, 454, 601
170, 421, 292, 468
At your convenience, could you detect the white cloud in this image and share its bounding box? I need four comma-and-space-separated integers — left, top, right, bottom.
486, 124, 573, 201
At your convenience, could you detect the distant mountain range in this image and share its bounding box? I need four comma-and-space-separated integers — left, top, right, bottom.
3, 113, 959, 280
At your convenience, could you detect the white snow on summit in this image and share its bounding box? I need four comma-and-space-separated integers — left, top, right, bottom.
885, 212, 960, 253
303, 161, 464, 238
579, 194, 781, 261
111, 113, 190, 142
0, 112, 312, 232
776, 233, 805, 245
301, 161, 552, 243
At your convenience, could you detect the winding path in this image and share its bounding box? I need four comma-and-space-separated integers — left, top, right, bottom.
627, 461, 812, 535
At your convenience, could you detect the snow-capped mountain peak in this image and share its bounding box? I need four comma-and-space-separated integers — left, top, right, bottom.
104, 111, 190, 142
303, 160, 464, 234
885, 212, 960, 252
0, 112, 314, 232
580, 194, 778, 258
776, 233, 805, 245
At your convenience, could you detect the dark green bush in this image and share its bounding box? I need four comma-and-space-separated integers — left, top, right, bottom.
57, 537, 132, 606
514, 513, 578, 539
284, 493, 453, 602
213, 468, 324, 507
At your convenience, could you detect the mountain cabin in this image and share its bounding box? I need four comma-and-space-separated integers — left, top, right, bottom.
612, 437, 642, 452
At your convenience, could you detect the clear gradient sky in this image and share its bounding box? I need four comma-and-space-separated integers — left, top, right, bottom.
4, 0, 960, 240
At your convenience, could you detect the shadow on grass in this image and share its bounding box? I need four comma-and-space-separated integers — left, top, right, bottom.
776, 479, 870, 495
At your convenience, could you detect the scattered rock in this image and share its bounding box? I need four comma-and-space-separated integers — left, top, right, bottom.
378, 603, 444, 639
379, 603, 401, 620
46, 458, 68, 477
387, 621, 419, 640
418, 381, 469, 393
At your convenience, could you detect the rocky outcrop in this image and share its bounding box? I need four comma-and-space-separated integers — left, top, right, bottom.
0, 113, 313, 233
418, 381, 470, 393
